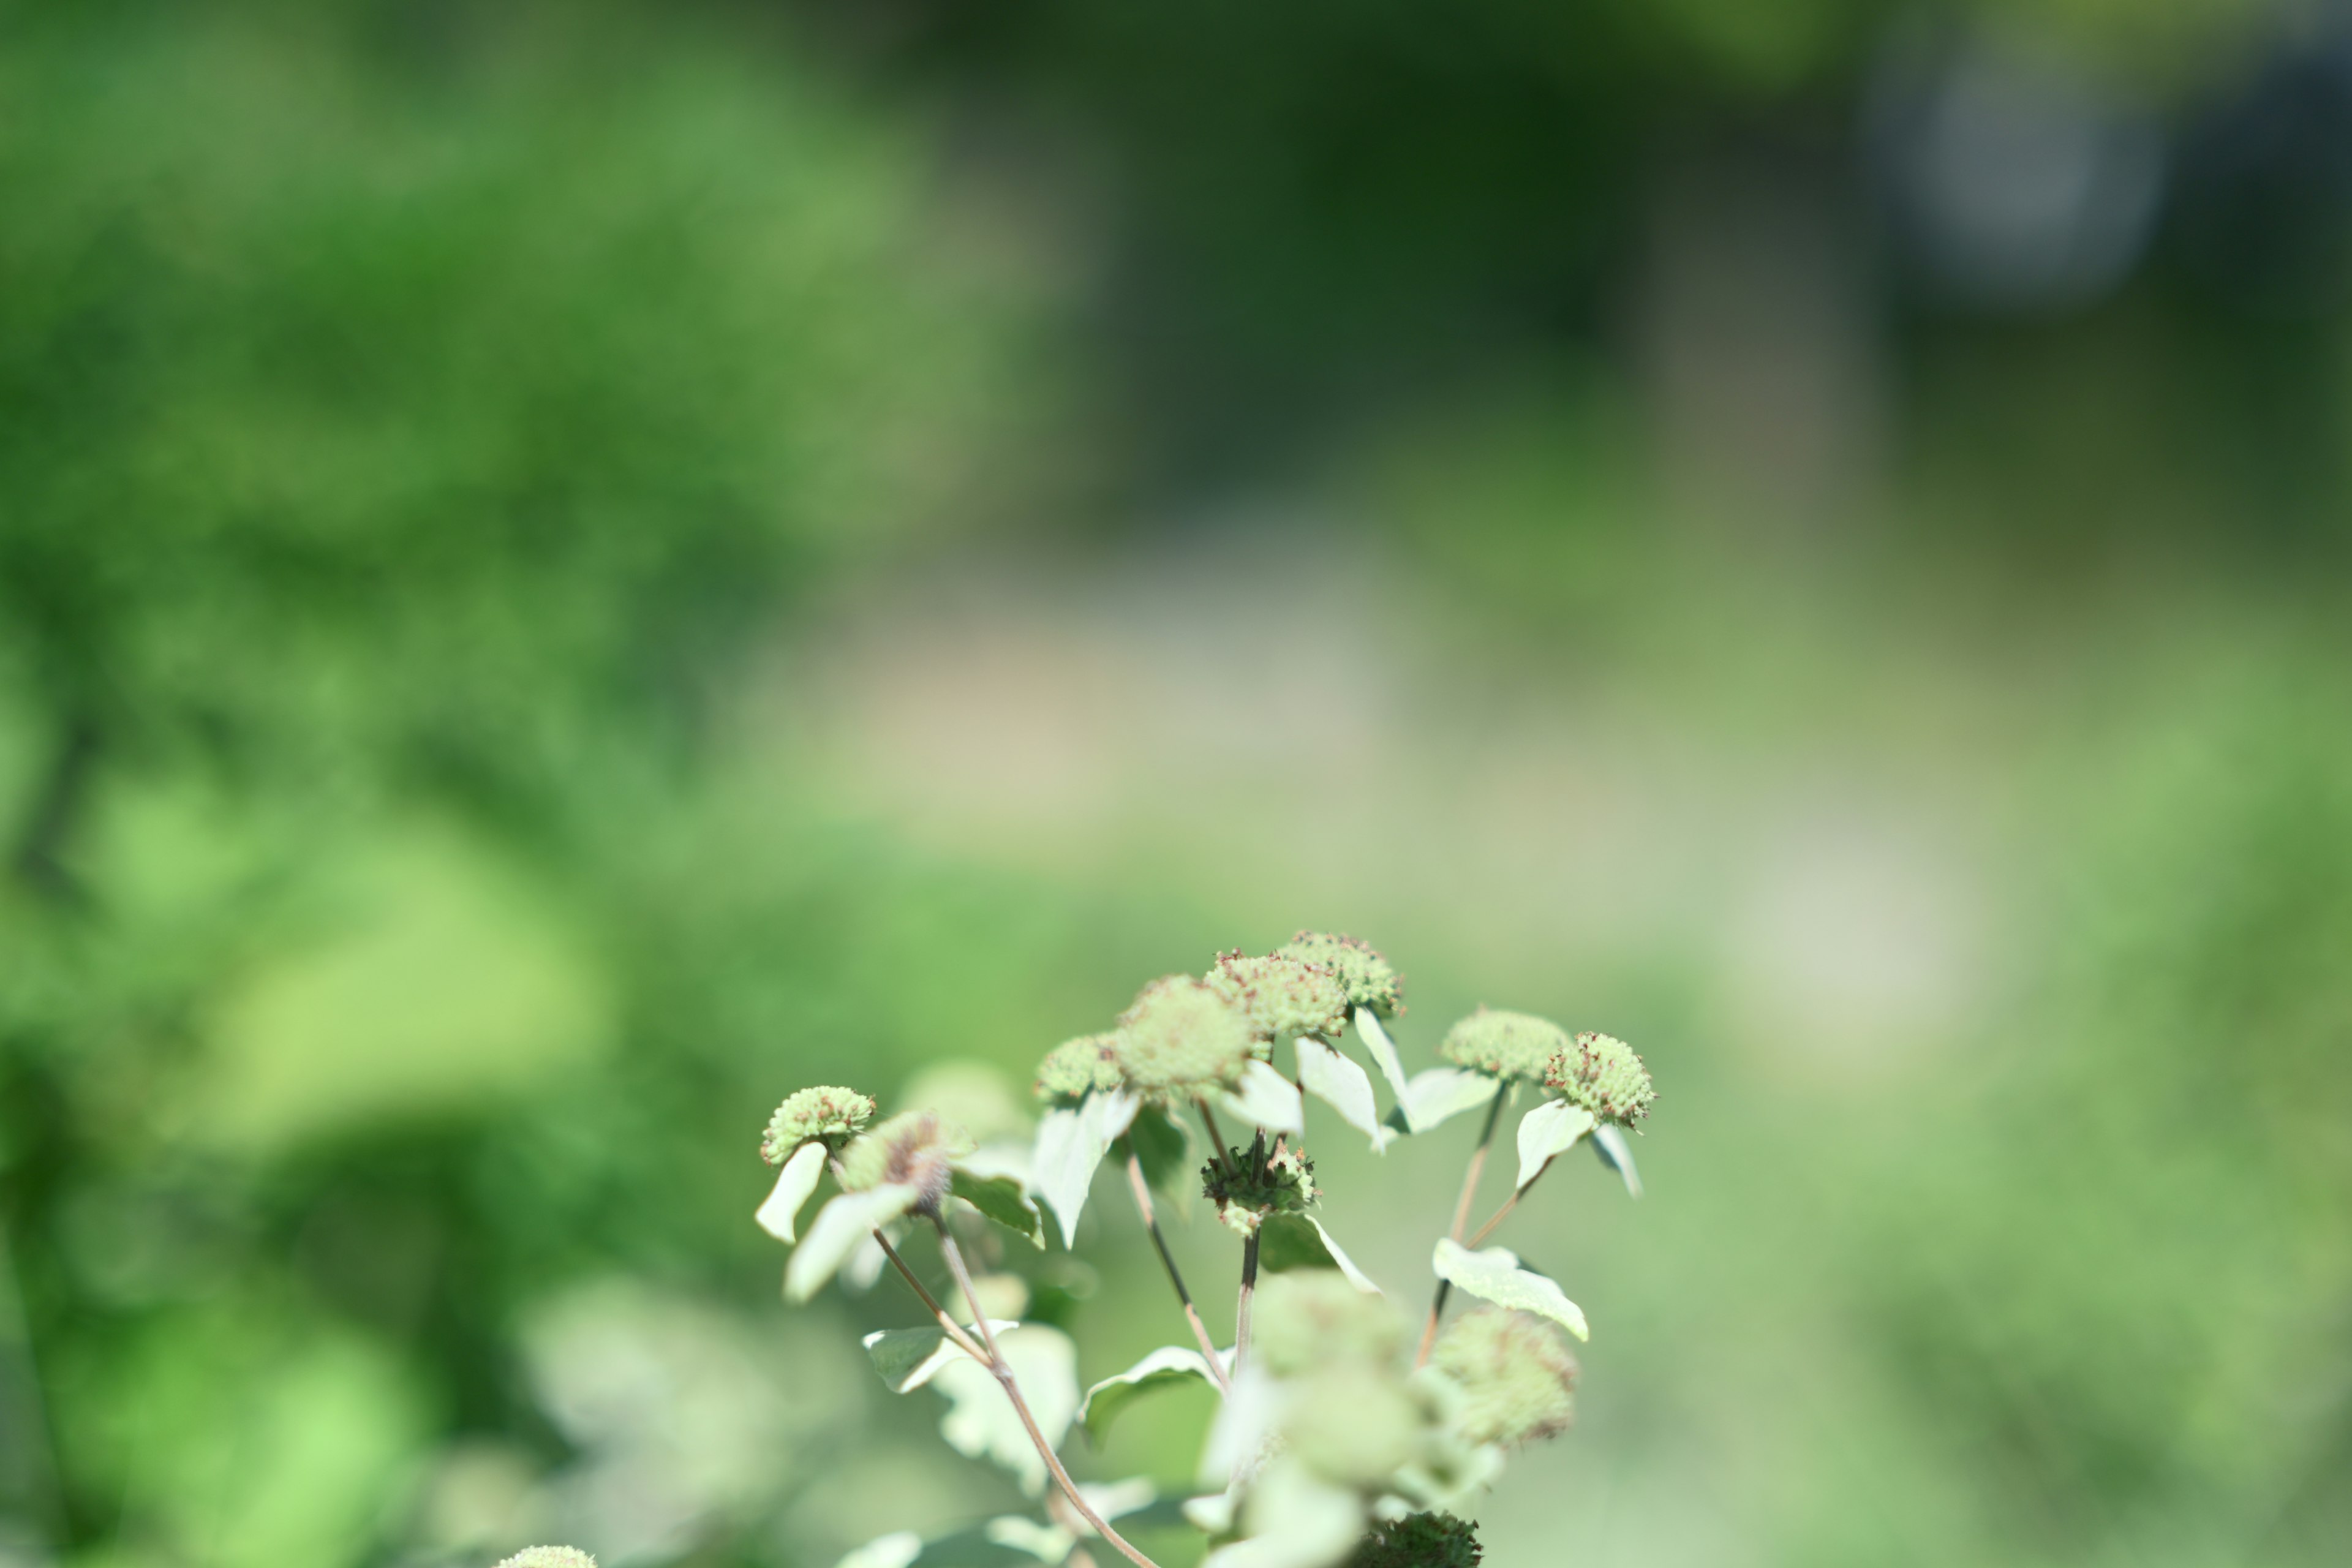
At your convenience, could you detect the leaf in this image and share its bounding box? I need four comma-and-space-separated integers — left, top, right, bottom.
1593, 1122, 1644, 1197
835, 1531, 924, 1568
786, 1183, 922, 1302
1295, 1037, 1395, 1153
1218, 1060, 1304, 1135
930, 1323, 1080, 1495
951, 1167, 1046, 1248
1200, 1458, 1367, 1568
863, 1321, 1023, 1393
1430, 1238, 1588, 1341
1126, 1103, 1196, 1212
1079, 1345, 1225, 1440
1254, 1214, 1381, 1294
1513, 1100, 1596, 1191
1390, 1068, 1499, 1135
754, 1139, 827, 1243
1352, 1006, 1415, 1109
1032, 1090, 1138, 1250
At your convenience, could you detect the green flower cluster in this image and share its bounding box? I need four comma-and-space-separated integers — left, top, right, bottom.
1254, 1272, 1431, 1487
496, 1551, 596, 1568
1205, 951, 1352, 1043
1201, 1134, 1318, 1238
1033, 1033, 1126, 1106
1544, 1031, 1656, 1126
1114, 974, 1257, 1096
836, 1110, 974, 1211
1276, 932, 1405, 1018
760, 1085, 876, 1164
1437, 1008, 1569, 1081
1430, 1309, 1578, 1447
1345, 1512, 1483, 1568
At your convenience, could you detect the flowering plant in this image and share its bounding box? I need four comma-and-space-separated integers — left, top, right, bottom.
502, 933, 1655, 1568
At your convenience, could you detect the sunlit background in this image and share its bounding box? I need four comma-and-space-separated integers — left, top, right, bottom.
4, 1, 2351, 1565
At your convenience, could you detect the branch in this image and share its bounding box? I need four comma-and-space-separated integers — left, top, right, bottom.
1120, 1143, 1230, 1391
1415, 1085, 1508, 1368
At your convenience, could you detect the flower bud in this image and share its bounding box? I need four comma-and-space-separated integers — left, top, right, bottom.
1437, 1008, 1569, 1082
1252, 1269, 1405, 1378
760, 1086, 876, 1164
1205, 951, 1351, 1043
497, 1551, 596, 1568
1113, 975, 1256, 1096
1034, 1033, 1126, 1106
1274, 932, 1404, 1019
1348, 1512, 1482, 1568
835, 1110, 973, 1212
1543, 1031, 1655, 1127
1202, 1135, 1318, 1237
1430, 1308, 1578, 1448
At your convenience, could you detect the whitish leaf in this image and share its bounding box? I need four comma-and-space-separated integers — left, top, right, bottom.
1593, 1122, 1644, 1197
984, 1517, 1074, 1561
1032, 1091, 1138, 1250
835, 1531, 923, 1568
1394, 1068, 1499, 1134
951, 1167, 1046, 1248
1202, 1457, 1367, 1568
1255, 1214, 1381, 1294
1351, 1006, 1414, 1110
1218, 1060, 1304, 1135
1296, 1038, 1395, 1153
930, 1324, 1081, 1495
787, 1184, 921, 1302
754, 1139, 827, 1243
1513, 1100, 1596, 1192
1079, 1345, 1226, 1440
841, 1224, 897, 1294
1430, 1238, 1588, 1341
862, 1321, 1020, 1393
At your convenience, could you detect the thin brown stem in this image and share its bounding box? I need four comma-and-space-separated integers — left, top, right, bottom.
874, 1228, 988, 1362
1194, 1098, 1235, 1174
1416, 1085, 1508, 1368
1121, 1144, 1230, 1390
934, 1221, 1164, 1568
1466, 1155, 1558, 1249
1233, 1232, 1261, 1376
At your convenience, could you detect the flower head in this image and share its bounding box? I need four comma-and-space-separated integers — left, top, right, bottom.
1347, 1512, 1483, 1567
1275, 932, 1405, 1019
1544, 1031, 1656, 1127
497, 1551, 597, 1568
1253, 1268, 1405, 1378
1112, 974, 1256, 1096
1033, 1033, 1126, 1106
1202, 1133, 1317, 1237
1205, 951, 1352, 1044
835, 1109, 973, 1212
1437, 1008, 1569, 1082
1430, 1309, 1578, 1448
760, 1085, 875, 1164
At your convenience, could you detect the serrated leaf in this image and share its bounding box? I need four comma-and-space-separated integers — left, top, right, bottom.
1593, 1122, 1644, 1197
1352, 1006, 1415, 1109
755, 1139, 827, 1243
1218, 1060, 1304, 1134
1296, 1037, 1395, 1153
1393, 1067, 1499, 1134
951, 1167, 1046, 1248
1079, 1345, 1226, 1440
1033, 1090, 1138, 1250
788, 1183, 922, 1302
1257, 1213, 1382, 1294
1430, 1238, 1588, 1341
930, 1323, 1080, 1495
1514, 1099, 1596, 1191
862, 1321, 1021, 1393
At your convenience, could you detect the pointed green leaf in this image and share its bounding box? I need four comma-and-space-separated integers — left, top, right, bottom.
1392, 1067, 1499, 1134
1352, 1006, 1415, 1108
1218, 1060, 1303, 1134
951, 1167, 1046, 1248
755, 1139, 828, 1243
1126, 1104, 1195, 1208
787, 1183, 921, 1302
1033, 1090, 1137, 1249
1296, 1037, 1395, 1153
1430, 1238, 1588, 1341
1257, 1213, 1382, 1294
1593, 1123, 1643, 1197
1079, 1345, 1225, 1440
862, 1321, 1020, 1393
1514, 1099, 1596, 1191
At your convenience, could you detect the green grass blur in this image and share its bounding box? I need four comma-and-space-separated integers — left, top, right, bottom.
3, 2, 2350, 1566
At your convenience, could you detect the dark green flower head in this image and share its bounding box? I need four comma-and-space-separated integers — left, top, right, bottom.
1112, 974, 1256, 1096
1544, 1031, 1656, 1127
1346, 1512, 1482, 1568
1438, 1008, 1570, 1081
1253, 1268, 1404, 1378
1034, 1033, 1126, 1106
760, 1085, 876, 1164
1205, 951, 1352, 1043
1431, 1308, 1578, 1448
497, 1551, 597, 1568
835, 1109, 974, 1211
1275, 932, 1405, 1019
1202, 1133, 1317, 1237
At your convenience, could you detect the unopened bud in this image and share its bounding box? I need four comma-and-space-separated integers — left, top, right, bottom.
761, 1086, 875, 1164
1544, 1032, 1656, 1127
1438, 1008, 1569, 1082
1274, 932, 1404, 1019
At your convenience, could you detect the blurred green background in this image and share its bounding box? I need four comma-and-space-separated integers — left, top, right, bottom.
4, 1, 2350, 1564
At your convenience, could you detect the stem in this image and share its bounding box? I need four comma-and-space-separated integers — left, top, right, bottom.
1416, 1084, 1508, 1368
1194, 1098, 1234, 1174
874, 1228, 988, 1363
1233, 1232, 1261, 1376
934, 1221, 1164, 1568
1466, 1156, 1558, 1249
1121, 1144, 1231, 1390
